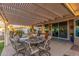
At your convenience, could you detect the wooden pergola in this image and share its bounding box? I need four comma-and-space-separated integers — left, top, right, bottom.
0, 3, 77, 25
0, 3, 79, 46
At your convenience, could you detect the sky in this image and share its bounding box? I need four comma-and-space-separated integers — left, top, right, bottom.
0, 21, 4, 28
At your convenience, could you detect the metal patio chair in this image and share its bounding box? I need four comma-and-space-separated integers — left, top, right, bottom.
25, 42, 40, 56
10, 38, 26, 56
38, 36, 51, 56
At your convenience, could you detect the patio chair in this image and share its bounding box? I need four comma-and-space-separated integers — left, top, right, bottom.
26, 42, 40, 56
10, 38, 26, 56
38, 36, 51, 56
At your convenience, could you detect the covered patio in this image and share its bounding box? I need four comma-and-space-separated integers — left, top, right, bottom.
0, 3, 79, 56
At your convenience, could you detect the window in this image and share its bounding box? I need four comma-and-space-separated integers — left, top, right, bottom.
52, 21, 67, 38
76, 20, 79, 37
52, 23, 59, 37
59, 22, 67, 38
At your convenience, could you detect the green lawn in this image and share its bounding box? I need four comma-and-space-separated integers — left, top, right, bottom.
0, 42, 4, 55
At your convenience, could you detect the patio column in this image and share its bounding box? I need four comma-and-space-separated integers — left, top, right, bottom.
4, 22, 10, 47
48, 24, 52, 32
41, 25, 45, 33
48, 24, 52, 35
31, 25, 34, 33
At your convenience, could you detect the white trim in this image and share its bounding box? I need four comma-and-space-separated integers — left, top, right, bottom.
52, 36, 59, 39
58, 23, 59, 38
50, 24, 52, 37
74, 19, 75, 39
59, 37, 69, 40
67, 21, 70, 40
52, 36, 69, 40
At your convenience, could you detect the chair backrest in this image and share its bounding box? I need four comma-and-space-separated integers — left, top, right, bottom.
10, 38, 22, 50
10, 38, 17, 49
44, 36, 51, 48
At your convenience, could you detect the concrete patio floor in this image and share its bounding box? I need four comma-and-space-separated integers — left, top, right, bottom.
50, 39, 73, 56
1, 39, 74, 56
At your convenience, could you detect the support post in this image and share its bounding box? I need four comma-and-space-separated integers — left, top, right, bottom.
4, 22, 10, 47
41, 25, 45, 33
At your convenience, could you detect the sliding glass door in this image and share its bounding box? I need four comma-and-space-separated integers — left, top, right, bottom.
52, 23, 59, 37
59, 22, 67, 38
52, 21, 68, 39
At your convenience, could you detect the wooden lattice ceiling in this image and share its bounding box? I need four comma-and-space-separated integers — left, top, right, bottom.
0, 3, 75, 25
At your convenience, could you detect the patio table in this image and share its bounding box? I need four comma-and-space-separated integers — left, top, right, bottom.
19, 37, 29, 42
24, 37, 45, 44
19, 37, 45, 56
19, 36, 45, 44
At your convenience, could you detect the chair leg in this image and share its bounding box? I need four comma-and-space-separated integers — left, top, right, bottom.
13, 52, 25, 56
39, 50, 51, 56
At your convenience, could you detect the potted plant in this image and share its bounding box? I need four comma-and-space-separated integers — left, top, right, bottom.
70, 32, 74, 43
15, 30, 25, 38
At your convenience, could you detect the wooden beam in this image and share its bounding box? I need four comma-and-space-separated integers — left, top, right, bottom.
35, 16, 79, 25
51, 16, 79, 23
2, 4, 49, 21
64, 3, 76, 16
36, 4, 63, 18
4, 11, 44, 22
1, 5, 46, 25
2, 5, 46, 21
